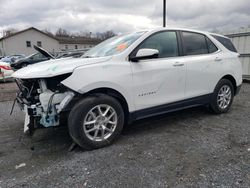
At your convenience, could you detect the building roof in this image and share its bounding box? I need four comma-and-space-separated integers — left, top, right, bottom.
0, 27, 57, 41
225, 32, 250, 38
56, 36, 101, 45
0, 27, 101, 45
222, 27, 250, 38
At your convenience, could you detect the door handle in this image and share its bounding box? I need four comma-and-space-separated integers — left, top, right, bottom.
215, 57, 222, 62
173, 62, 184, 67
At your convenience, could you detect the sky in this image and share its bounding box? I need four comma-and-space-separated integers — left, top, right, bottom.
0, 0, 249, 36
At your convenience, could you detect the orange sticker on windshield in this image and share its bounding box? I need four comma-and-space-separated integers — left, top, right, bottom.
116, 43, 128, 51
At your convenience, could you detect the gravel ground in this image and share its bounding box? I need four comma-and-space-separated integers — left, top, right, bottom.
0, 83, 249, 188
0, 81, 17, 102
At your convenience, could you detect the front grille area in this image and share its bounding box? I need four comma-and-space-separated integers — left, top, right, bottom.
15, 79, 40, 104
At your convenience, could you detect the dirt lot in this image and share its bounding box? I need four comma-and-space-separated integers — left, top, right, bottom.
0, 81, 17, 102
0, 82, 249, 188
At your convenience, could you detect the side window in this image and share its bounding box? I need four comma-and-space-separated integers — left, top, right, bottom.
138, 31, 179, 58
206, 37, 218, 53
212, 35, 237, 52
182, 32, 208, 55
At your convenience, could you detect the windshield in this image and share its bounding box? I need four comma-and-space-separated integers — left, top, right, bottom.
83, 31, 145, 58
27, 53, 36, 58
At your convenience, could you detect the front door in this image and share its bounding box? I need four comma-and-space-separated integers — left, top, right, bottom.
130, 31, 186, 111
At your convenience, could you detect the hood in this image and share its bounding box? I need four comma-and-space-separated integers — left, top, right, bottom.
12, 56, 111, 79
34, 45, 54, 59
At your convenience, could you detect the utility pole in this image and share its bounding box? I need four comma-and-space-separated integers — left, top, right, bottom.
163, 0, 166, 27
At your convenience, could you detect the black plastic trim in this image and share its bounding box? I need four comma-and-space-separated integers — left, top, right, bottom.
129, 94, 211, 122
235, 84, 242, 96
176, 30, 184, 56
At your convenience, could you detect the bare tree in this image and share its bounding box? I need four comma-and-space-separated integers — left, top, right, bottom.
96, 30, 116, 40
55, 28, 70, 37
42, 28, 54, 36
3, 28, 18, 37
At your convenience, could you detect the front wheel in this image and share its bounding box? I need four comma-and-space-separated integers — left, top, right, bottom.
68, 94, 124, 150
209, 79, 234, 114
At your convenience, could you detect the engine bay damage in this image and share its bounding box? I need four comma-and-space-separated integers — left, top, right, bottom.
15, 74, 75, 132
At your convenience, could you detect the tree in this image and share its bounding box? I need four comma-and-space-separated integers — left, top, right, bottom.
96, 30, 116, 40
42, 28, 54, 36
3, 28, 18, 37
55, 28, 70, 37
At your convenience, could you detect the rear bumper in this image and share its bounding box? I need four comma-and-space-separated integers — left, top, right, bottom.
235, 84, 242, 96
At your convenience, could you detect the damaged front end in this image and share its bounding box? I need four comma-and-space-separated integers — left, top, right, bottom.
15, 74, 75, 133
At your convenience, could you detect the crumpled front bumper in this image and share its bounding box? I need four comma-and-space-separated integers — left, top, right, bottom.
15, 78, 75, 133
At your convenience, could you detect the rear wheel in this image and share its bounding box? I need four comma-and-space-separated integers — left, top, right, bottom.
209, 79, 234, 114
68, 94, 124, 150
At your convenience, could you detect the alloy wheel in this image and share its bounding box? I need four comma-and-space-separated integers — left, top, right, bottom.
217, 85, 232, 109
83, 104, 118, 142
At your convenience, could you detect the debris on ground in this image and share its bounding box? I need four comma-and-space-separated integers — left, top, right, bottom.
15, 163, 26, 169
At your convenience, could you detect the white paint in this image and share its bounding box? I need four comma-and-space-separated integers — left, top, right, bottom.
13, 27, 243, 113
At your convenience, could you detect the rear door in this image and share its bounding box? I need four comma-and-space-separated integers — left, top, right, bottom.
180, 31, 220, 98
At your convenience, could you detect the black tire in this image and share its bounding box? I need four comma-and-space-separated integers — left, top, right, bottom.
209, 79, 234, 114
68, 94, 124, 150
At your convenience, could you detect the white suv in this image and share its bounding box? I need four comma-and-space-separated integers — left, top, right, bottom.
13, 28, 242, 150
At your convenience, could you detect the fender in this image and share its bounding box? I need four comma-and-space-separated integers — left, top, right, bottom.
61, 62, 136, 112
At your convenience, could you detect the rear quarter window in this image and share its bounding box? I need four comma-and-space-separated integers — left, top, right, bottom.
206, 37, 218, 53
212, 35, 237, 52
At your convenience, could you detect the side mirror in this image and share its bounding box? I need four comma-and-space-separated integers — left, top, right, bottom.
130, 48, 159, 62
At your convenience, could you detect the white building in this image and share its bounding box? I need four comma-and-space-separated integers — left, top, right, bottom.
0, 27, 100, 56
223, 28, 250, 78
57, 36, 98, 51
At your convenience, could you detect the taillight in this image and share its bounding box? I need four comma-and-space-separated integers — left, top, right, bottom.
0, 65, 12, 70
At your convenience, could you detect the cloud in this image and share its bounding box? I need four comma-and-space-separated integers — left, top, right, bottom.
0, 0, 249, 36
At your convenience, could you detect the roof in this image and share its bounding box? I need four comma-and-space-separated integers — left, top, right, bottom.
56, 36, 101, 45
0, 27, 57, 41
147, 27, 213, 35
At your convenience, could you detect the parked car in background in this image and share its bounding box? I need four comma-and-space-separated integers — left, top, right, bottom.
56, 49, 89, 58
0, 61, 14, 82
11, 45, 54, 70
57, 51, 85, 58
0, 55, 25, 63
12, 28, 242, 150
